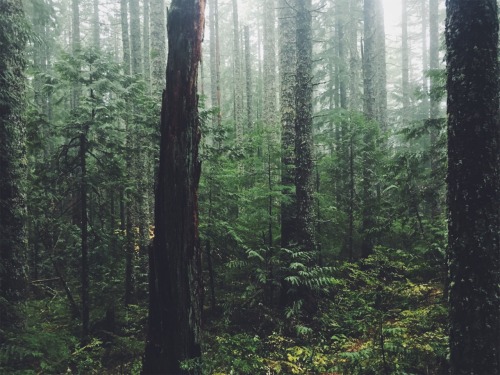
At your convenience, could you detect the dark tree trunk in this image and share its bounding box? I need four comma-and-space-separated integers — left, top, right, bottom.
80, 131, 89, 340
142, 0, 205, 373
295, 0, 315, 253
446, 0, 500, 373
279, 0, 296, 250
0, 0, 27, 328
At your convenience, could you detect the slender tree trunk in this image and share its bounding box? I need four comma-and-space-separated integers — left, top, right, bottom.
209, 0, 221, 128
348, 131, 355, 260
401, 0, 410, 125
374, 0, 387, 130
150, 0, 166, 94
279, 0, 296, 249
92, 0, 100, 50
129, 0, 142, 75
361, 0, 377, 258
231, 0, 243, 139
446, 1, 500, 373
143, 0, 151, 85
121, 0, 131, 75
336, 0, 348, 213
71, 0, 81, 108
429, 0, 440, 219
142, 0, 205, 373
348, 0, 361, 110
80, 128, 89, 341
337, 0, 347, 110
421, 0, 429, 118
244, 25, 253, 130
263, 0, 278, 129
295, 0, 315, 253
429, 0, 439, 121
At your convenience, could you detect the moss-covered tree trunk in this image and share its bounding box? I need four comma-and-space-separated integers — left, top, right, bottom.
150, 0, 166, 94
0, 0, 27, 329
446, 0, 500, 373
142, 0, 205, 373
279, 0, 297, 250
295, 0, 315, 253
361, 0, 377, 258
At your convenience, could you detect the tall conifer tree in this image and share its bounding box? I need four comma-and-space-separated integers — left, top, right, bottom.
446, 0, 500, 373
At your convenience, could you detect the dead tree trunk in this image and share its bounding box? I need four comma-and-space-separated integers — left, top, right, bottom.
142, 0, 205, 373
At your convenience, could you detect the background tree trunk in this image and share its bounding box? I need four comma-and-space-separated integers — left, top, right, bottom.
150, 0, 166, 94
361, 0, 377, 258
209, 0, 221, 128
143, 0, 151, 86
263, 0, 278, 129
279, 0, 297, 250
295, 0, 315, 253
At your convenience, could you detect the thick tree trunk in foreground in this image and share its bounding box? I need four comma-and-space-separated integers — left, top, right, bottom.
446, 0, 500, 373
0, 0, 27, 329
142, 0, 205, 373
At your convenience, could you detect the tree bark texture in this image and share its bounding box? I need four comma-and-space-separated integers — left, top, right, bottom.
129, 0, 142, 75
361, 0, 378, 258
142, 0, 205, 373
279, 0, 297, 249
121, 0, 131, 75
446, 0, 500, 373
0, 0, 27, 325
150, 0, 166, 94
143, 0, 151, 85
295, 0, 315, 252
263, 0, 278, 128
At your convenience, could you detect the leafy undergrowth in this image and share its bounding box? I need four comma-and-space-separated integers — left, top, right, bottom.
1, 248, 447, 374
0, 297, 145, 374
200, 247, 448, 375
